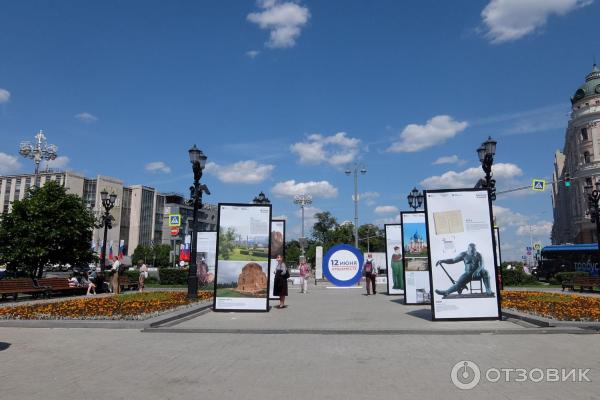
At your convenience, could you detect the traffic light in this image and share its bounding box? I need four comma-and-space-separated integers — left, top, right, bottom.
565, 173, 571, 187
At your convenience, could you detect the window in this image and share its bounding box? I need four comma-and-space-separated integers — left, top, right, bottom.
581, 128, 589, 141
584, 151, 591, 164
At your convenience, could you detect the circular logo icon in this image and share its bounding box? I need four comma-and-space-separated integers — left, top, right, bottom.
323, 244, 363, 287
451, 360, 481, 390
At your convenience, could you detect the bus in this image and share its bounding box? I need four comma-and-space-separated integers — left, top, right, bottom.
538, 244, 599, 279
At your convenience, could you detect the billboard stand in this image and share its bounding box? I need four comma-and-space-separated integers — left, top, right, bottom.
424, 189, 502, 321
269, 219, 286, 300
384, 224, 404, 296
400, 211, 431, 305
213, 203, 272, 312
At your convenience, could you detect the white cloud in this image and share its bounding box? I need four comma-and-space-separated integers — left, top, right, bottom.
517, 221, 553, 237
246, 50, 260, 58
420, 162, 523, 189
353, 191, 379, 206
471, 103, 569, 135
481, 0, 592, 44
271, 180, 338, 198
493, 205, 528, 227
374, 205, 399, 215
433, 155, 466, 165
0, 153, 21, 174
272, 214, 288, 220
247, 0, 310, 48
374, 214, 401, 226
145, 161, 171, 174
387, 115, 468, 153
42, 156, 70, 171
290, 132, 361, 166
74, 112, 98, 123
205, 160, 274, 184
0, 88, 10, 103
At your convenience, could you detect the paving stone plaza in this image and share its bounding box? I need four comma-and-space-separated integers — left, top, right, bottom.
2, 283, 599, 400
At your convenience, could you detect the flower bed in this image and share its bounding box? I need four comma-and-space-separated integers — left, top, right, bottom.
502, 291, 600, 321
0, 291, 213, 320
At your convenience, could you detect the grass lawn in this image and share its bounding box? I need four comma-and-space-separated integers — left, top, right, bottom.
216, 287, 266, 298
220, 248, 268, 262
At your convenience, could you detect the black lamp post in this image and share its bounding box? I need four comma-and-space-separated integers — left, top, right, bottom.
252, 191, 271, 205
407, 187, 424, 211
187, 144, 209, 299
477, 136, 497, 201
585, 182, 600, 253
99, 189, 117, 273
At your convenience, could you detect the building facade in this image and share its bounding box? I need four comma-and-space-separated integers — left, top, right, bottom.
0, 171, 216, 263
552, 65, 600, 244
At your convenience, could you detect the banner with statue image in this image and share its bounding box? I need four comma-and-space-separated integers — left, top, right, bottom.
424, 189, 501, 321
214, 203, 272, 312
401, 212, 431, 305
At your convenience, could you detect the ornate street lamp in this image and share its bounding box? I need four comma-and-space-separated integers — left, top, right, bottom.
187, 144, 210, 299
19, 130, 58, 186
407, 187, 424, 211
345, 163, 367, 248
294, 194, 313, 255
252, 191, 271, 205
477, 136, 497, 201
99, 189, 117, 273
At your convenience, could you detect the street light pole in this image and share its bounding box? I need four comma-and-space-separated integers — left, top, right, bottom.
407, 187, 424, 211
187, 145, 209, 300
345, 163, 367, 249
585, 182, 600, 256
19, 130, 58, 186
99, 189, 117, 273
476, 136, 497, 201
294, 194, 313, 255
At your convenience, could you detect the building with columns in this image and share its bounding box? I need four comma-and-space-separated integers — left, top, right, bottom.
552, 64, 600, 244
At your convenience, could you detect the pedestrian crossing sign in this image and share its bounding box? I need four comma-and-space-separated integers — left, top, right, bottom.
532, 179, 546, 192
169, 214, 181, 227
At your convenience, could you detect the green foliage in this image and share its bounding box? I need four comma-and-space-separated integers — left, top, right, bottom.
219, 227, 236, 260
131, 243, 171, 267
358, 224, 385, 253
501, 265, 537, 286
312, 211, 338, 245
0, 181, 96, 278
553, 271, 589, 284
159, 268, 188, 285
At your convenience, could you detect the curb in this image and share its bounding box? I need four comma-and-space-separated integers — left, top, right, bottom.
502, 309, 600, 329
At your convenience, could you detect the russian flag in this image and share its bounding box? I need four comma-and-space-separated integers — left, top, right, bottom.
118, 240, 125, 260
180, 235, 191, 262
109, 241, 114, 261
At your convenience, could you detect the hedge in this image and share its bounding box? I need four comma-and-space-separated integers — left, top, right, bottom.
553, 271, 589, 283
159, 268, 188, 285
501, 266, 537, 286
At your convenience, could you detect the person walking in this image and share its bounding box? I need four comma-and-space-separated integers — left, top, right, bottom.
110, 259, 121, 294
298, 256, 311, 294
364, 253, 377, 295
138, 261, 148, 293
273, 254, 289, 308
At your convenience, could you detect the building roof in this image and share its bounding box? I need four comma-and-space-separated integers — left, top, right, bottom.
571, 64, 600, 105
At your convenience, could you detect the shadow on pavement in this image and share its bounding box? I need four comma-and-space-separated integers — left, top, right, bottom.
0, 342, 11, 351
406, 309, 433, 321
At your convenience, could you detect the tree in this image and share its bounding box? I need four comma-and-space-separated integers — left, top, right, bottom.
285, 240, 301, 265
0, 181, 96, 278
132, 245, 152, 266
312, 211, 338, 245
358, 224, 385, 253
132, 243, 172, 267
219, 227, 236, 260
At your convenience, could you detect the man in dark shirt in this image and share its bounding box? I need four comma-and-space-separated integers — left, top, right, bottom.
434, 243, 492, 296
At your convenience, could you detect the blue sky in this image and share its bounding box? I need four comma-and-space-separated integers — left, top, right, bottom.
0, 0, 598, 260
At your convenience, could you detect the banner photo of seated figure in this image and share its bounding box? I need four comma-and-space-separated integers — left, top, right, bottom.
424, 189, 501, 320
400, 212, 431, 305
269, 220, 285, 300
384, 224, 404, 295
214, 203, 272, 312
196, 231, 217, 291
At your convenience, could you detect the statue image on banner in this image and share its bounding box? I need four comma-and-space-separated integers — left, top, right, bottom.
434, 243, 494, 299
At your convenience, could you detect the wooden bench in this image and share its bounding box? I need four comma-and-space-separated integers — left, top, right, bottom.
36, 277, 87, 296
562, 276, 600, 292
119, 276, 139, 292
0, 278, 48, 301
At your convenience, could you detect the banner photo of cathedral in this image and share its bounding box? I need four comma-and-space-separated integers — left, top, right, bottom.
214, 204, 272, 312
401, 212, 431, 305
269, 220, 285, 300
424, 189, 501, 321
384, 224, 404, 295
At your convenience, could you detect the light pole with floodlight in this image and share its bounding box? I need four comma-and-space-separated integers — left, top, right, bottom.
345, 163, 367, 249
294, 194, 313, 255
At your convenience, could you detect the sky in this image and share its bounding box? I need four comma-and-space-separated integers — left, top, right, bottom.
0, 0, 598, 261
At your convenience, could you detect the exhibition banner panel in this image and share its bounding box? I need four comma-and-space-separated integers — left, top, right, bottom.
323, 244, 363, 286
401, 212, 431, 305
214, 203, 271, 312
494, 227, 502, 267
425, 189, 501, 320
196, 231, 217, 290
269, 220, 286, 300
384, 224, 404, 295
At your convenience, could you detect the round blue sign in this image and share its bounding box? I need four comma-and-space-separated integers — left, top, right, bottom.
323, 244, 364, 287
